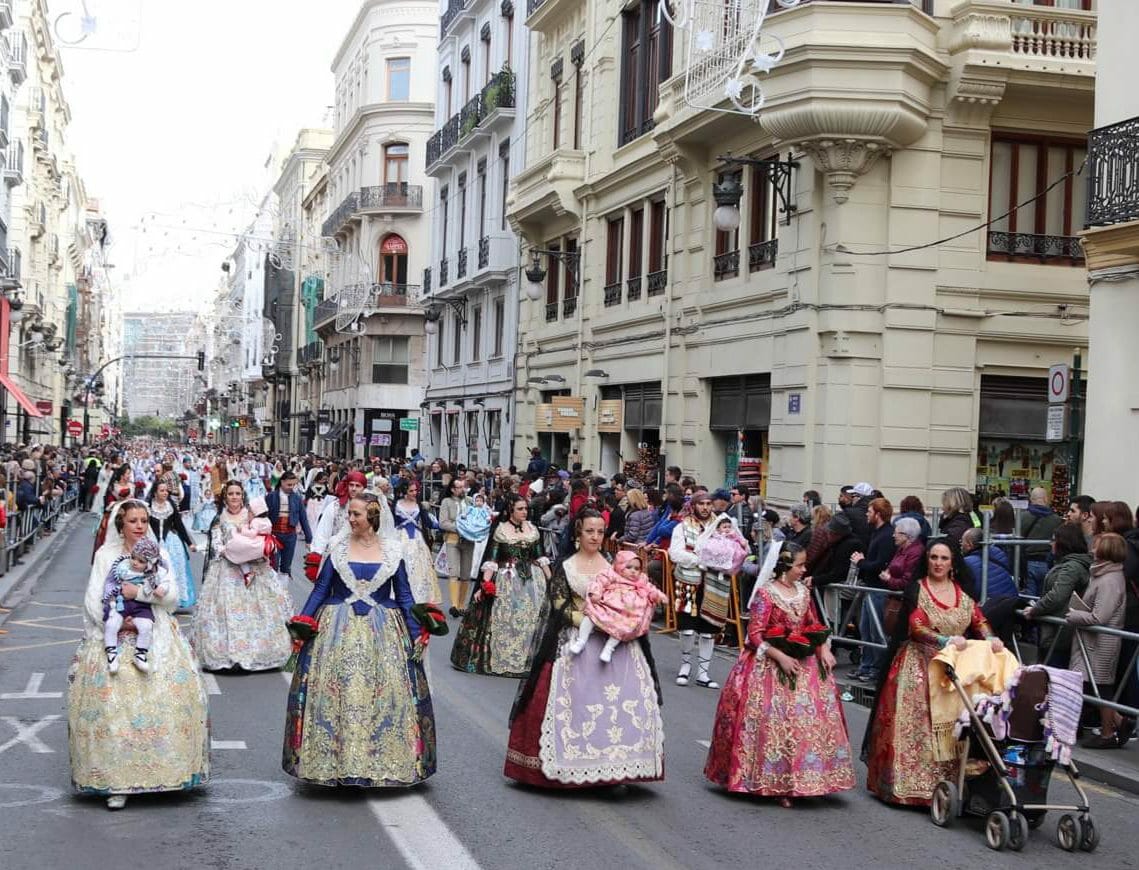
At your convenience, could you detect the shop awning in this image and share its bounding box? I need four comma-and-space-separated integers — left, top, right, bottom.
0, 373, 45, 417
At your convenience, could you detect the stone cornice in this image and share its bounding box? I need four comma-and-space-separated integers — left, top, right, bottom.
1080, 220, 1139, 272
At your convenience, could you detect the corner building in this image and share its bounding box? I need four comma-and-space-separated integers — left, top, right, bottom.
509, 0, 1095, 506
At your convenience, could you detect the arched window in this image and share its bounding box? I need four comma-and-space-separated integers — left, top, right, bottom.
384, 142, 409, 185
378, 234, 409, 285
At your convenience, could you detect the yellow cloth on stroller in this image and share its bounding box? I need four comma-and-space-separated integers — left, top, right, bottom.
929, 641, 1021, 762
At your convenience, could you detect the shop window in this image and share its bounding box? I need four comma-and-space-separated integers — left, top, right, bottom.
988, 134, 1086, 264
371, 336, 409, 384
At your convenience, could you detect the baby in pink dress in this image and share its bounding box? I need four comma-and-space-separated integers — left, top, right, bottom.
695, 514, 750, 575
568, 550, 667, 663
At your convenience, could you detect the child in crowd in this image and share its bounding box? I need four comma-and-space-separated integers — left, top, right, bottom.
696, 514, 751, 576
568, 550, 666, 663
103, 538, 167, 674
222, 496, 277, 585
457, 491, 493, 543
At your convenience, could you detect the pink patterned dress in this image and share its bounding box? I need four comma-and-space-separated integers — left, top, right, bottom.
583, 567, 668, 642
704, 581, 855, 797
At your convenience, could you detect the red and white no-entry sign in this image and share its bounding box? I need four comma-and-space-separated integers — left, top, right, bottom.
1048, 364, 1070, 404
67, 419, 84, 436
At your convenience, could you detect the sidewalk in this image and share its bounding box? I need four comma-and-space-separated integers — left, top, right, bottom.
0, 509, 84, 627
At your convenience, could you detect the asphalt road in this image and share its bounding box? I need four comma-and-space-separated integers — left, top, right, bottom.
1, 515, 1137, 870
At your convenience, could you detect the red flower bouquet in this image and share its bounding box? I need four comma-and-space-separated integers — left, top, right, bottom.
284, 614, 319, 672
764, 625, 787, 641
412, 603, 449, 637
766, 624, 830, 689
480, 579, 497, 597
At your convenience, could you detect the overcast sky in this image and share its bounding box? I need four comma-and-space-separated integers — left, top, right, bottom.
55, 0, 364, 311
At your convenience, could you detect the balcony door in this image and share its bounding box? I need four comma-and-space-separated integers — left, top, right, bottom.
379, 234, 409, 285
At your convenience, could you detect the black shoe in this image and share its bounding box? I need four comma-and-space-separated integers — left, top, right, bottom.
1117, 717, 1136, 747
449, 606, 462, 618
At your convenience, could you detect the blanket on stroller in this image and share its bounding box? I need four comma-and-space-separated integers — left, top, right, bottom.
929, 641, 1020, 761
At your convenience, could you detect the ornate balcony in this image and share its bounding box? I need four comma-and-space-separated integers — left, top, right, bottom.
440, 0, 469, 37
562, 296, 577, 318
426, 116, 460, 171
359, 182, 423, 212
321, 191, 359, 237
545, 302, 558, 323
1, 247, 20, 290
713, 251, 740, 281
296, 340, 324, 368
749, 239, 778, 272
626, 276, 642, 302
457, 247, 468, 279
986, 231, 1083, 264
426, 68, 515, 172
478, 236, 490, 269
646, 269, 667, 297
3, 139, 21, 186
423, 267, 432, 294
603, 282, 622, 307
1086, 116, 1139, 229
440, 257, 449, 286
313, 284, 417, 330
7, 31, 24, 86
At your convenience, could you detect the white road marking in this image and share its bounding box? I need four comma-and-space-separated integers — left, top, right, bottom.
202, 673, 221, 695
5, 621, 85, 634
210, 739, 248, 750
368, 793, 483, 870
204, 777, 291, 806
0, 783, 66, 809
0, 715, 60, 754
0, 673, 63, 700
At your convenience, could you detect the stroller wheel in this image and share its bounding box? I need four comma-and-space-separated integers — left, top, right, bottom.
985, 811, 1011, 851
1007, 811, 1028, 852
930, 780, 958, 827
1078, 814, 1099, 852
1056, 813, 1083, 852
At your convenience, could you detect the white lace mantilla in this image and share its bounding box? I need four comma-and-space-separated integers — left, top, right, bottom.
329, 535, 402, 608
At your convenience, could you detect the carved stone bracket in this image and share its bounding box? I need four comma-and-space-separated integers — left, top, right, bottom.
796, 139, 890, 205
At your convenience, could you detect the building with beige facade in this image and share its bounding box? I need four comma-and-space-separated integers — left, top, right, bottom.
311, 0, 437, 461
509, 0, 1096, 507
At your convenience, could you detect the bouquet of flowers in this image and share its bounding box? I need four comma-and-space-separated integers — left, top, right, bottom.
763, 623, 831, 689
480, 579, 497, 598
411, 603, 449, 637
284, 614, 319, 672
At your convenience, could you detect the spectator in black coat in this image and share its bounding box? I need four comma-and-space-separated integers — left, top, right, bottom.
839, 484, 873, 550
810, 513, 861, 588
16, 472, 41, 512
852, 498, 897, 584
525, 447, 549, 480
784, 503, 813, 550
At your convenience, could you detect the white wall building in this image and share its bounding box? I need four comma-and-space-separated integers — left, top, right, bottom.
314, 0, 436, 461
422, 0, 527, 469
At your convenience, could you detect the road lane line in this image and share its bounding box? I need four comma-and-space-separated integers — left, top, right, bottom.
202, 673, 221, 695
25, 603, 82, 611
368, 793, 482, 870
0, 715, 61, 754
0, 639, 81, 654
0, 673, 63, 700
210, 739, 248, 750
5, 620, 85, 633
16, 614, 83, 623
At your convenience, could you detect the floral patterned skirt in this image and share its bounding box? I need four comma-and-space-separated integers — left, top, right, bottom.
68, 623, 210, 795
404, 534, 442, 606
504, 629, 664, 787
282, 603, 435, 787
704, 649, 854, 797
192, 558, 292, 671
165, 531, 196, 609
865, 641, 955, 806
450, 565, 546, 677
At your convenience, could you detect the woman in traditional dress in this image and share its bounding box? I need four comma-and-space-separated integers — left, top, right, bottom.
391, 478, 442, 605
92, 463, 135, 561
451, 495, 550, 677
283, 495, 435, 787
505, 509, 665, 788
704, 544, 855, 805
69, 499, 210, 810
305, 470, 331, 535
863, 541, 1003, 806
193, 480, 293, 671
148, 480, 198, 609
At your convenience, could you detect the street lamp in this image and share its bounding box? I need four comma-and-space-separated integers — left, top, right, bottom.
712, 153, 801, 231
524, 248, 579, 300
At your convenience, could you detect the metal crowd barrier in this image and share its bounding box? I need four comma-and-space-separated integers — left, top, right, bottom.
0, 483, 82, 576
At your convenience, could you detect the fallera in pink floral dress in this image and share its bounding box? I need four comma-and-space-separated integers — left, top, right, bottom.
583, 565, 668, 643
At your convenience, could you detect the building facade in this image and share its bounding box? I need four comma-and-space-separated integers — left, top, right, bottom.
1080, 0, 1138, 502
311, 0, 436, 461
421, 0, 529, 469
509, 0, 1096, 507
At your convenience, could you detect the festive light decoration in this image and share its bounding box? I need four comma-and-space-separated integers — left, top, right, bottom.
659, 0, 800, 117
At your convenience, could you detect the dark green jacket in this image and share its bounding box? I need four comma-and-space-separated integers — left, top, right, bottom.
1036, 552, 1092, 651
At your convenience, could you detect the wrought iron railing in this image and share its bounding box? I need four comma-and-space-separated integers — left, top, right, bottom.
440, 257, 449, 286
562, 296, 577, 317
749, 238, 778, 272
5, 246, 19, 285
359, 182, 423, 210
1086, 115, 1139, 228
646, 269, 667, 296
459, 94, 483, 140
482, 68, 516, 115
603, 282, 622, 307
440, 0, 467, 36
986, 231, 1084, 263
427, 69, 515, 169
423, 267, 432, 294
314, 297, 339, 326
626, 275, 642, 302
3, 138, 22, 183
478, 236, 490, 268
296, 340, 324, 368
527, 0, 545, 16
545, 302, 558, 322
457, 247, 468, 279
321, 190, 359, 237
713, 250, 740, 281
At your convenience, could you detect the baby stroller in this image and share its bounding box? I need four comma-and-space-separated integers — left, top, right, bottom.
929, 667, 1098, 853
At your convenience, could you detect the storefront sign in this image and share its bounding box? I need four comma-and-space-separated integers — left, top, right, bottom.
371, 434, 392, 446
399, 417, 419, 431
317, 408, 331, 435
1046, 405, 1066, 442
597, 399, 623, 433
354, 434, 367, 444
534, 403, 555, 432
551, 396, 585, 432
787, 393, 801, 415
380, 234, 408, 254
1048, 365, 1070, 404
